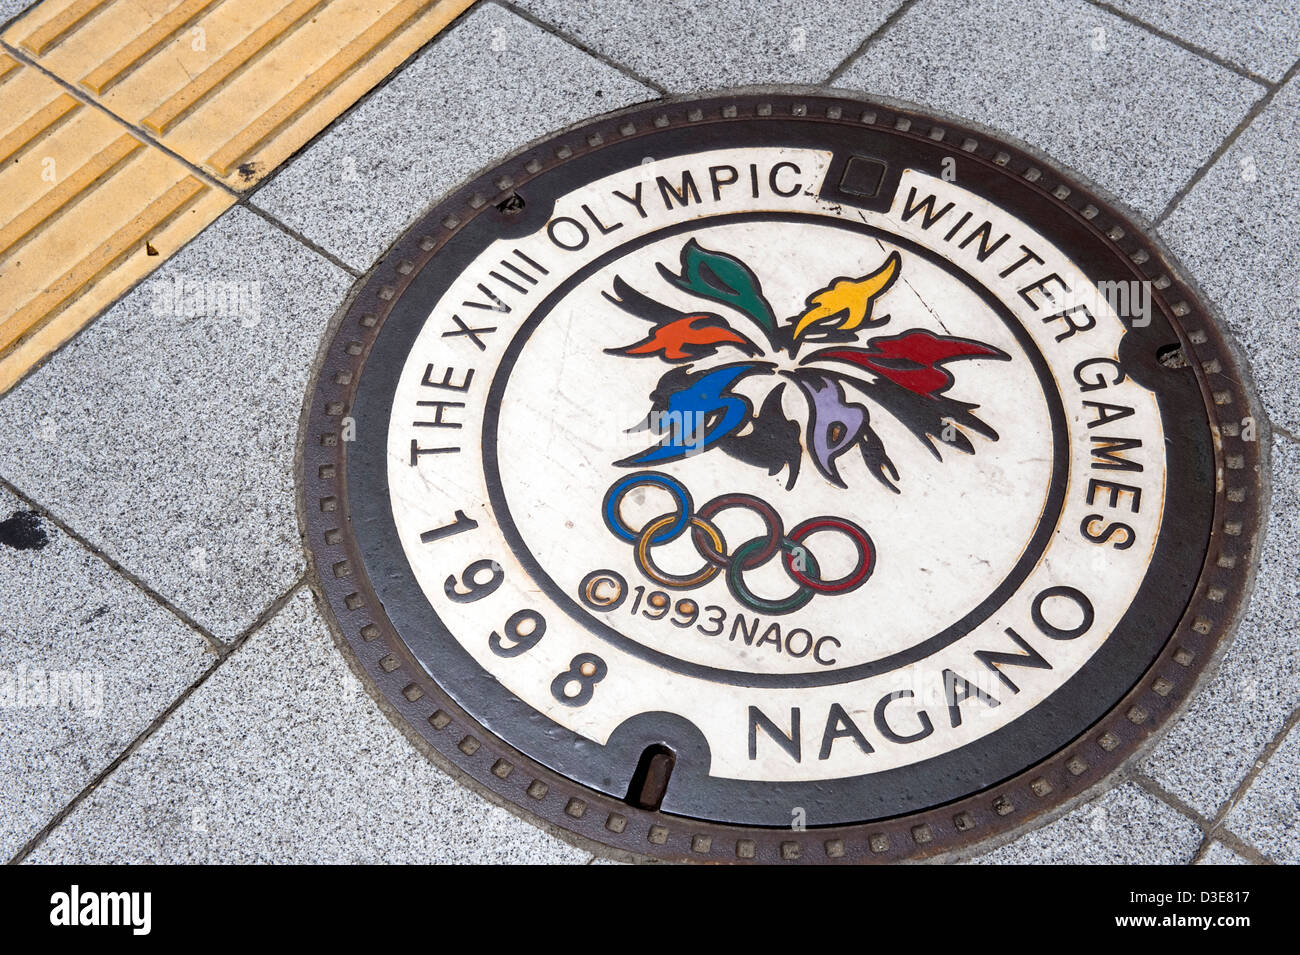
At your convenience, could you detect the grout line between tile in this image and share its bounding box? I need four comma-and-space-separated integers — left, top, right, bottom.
489, 0, 667, 95
244, 0, 668, 276
240, 0, 484, 202
2, 0, 1295, 868
1212, 826, 1274, 865
1271, 424, 1300, 447
1190, 700, 1300, 863
0, 38, 242, 199
1153, 57, 1299, 228
5, 574, 309, 865
1128, 770, 1214, 832
0, 472, 224, 652
239, 199, 362, 277
0, 203, 227, 394
0, 1, 37, 35
823, 0, 920, 85
1084, 0, 1274, 85
1126, 770, 1226, 864
1127, 771, 1265, 865
0, 0, 481, 396
0, 0, 488, 373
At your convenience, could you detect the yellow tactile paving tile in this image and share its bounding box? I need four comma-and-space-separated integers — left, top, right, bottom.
4, 0, 477, 188
0, 52, 233, 394
0, 0, 475, 395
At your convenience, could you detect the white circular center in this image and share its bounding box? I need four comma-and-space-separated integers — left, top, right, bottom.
495, 220, 1055, 675
382, 149, 1169, 783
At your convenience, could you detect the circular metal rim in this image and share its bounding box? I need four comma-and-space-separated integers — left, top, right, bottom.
296, 86, 1269, 864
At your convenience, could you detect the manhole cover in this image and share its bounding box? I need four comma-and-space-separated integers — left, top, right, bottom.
300, 90, 1265, 863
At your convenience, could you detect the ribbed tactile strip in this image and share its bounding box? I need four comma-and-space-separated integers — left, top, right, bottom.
0, 0, 476, 394
4, 0, 477, 187
0, 52, 233, 394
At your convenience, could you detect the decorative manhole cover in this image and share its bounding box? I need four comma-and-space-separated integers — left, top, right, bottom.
300, 90, 1265, 863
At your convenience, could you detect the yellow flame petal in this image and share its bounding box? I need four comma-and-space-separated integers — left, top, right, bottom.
792, 252, 900, 340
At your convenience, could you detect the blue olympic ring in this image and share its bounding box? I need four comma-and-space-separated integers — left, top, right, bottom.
602, 472, 693, 545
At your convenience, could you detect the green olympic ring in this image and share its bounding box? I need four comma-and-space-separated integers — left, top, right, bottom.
725, 537, 819, 615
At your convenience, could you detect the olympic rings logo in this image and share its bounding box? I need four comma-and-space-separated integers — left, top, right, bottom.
601, 471, 875, 615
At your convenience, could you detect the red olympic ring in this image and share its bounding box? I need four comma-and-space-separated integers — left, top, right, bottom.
783, 517, 874, 594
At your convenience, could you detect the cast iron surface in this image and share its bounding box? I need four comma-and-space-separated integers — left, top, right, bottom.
298, 88, 1267, 863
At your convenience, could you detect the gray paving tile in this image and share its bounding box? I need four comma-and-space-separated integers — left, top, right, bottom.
0, 485, 211, 860
1196, 840, 1251, 864
0, 207, 351, 641
1223, 720, 1300, 863
834, 0, 1262, 221
972, 783, 1203, 864
1143, 437, 1300, 816
253, 2, 654, 272
512, 0, 904, 92
1158, 73, 1300, 435
26, 588, 590, 864
1105, 0, 1300, 82
0, 0, 38, 29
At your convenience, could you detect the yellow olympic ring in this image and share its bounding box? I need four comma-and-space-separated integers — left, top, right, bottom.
635, 514, 725, 589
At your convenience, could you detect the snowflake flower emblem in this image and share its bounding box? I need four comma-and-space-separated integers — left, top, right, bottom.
605, 239, 1010, 491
